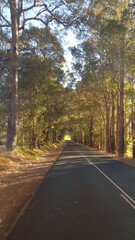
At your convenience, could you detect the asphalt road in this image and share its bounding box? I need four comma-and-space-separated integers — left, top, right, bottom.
6, 141, 135, 240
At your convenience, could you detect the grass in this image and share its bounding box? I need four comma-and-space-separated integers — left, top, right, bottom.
125, 143, 133, 158
17, 147, 42, 157
0, 142, 63, 171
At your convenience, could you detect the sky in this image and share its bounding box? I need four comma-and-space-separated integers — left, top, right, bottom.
62, 30, 79, 71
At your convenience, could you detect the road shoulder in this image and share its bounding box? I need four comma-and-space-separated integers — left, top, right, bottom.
0, 144, 65, 240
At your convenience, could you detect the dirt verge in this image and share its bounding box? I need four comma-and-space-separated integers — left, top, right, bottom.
0, 144, 65, 240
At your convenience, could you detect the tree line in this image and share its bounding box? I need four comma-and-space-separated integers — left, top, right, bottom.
0, 0, 135, 158
70, 0, 135, 158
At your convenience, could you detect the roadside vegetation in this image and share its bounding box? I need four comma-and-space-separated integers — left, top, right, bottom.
0, 0, 135, 161
0, 2, 134, 239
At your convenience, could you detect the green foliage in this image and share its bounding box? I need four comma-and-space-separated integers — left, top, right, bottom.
20, 27, 64, 63
69, 0, 135, 156
100, 20, 127, 37
17, 147, 42, 157
0, 0, 135, 158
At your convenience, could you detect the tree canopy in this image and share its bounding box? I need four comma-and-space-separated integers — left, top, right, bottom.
0, 0, 135, 158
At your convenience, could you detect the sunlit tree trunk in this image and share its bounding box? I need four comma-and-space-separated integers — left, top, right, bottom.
118, 38, 125, 157
110, 91, 116, 153
105, 96, 111, 153
106, 108, 111, 153
7, 0, 19, 150
116, 94, 119, 153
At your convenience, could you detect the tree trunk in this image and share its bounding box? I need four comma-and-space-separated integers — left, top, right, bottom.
105, 103, 111, 153
21, 119, 25, 146
89, 117, 93, 147
116, 94, 119, 153
118, 39, 125, 157
44, 126, 51, 144
52, 128, 57, 143
7, 0, 19, 151
84, 131, 87, 145
110, 91, 116, 153
100, 127, 104, 150
73, 134, 77, 142
29, 116, 38, 149
57, 134, 62, 142
30, 133, 37, 149
78, 130, 82, 143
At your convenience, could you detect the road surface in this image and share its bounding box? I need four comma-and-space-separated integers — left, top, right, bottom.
6, 141, 135, 240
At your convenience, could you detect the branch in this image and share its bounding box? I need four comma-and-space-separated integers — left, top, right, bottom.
18, 2, 81, 29
0, 24, 10, 27
22, 3, 36, 13
22, 2, 49, 13
124, 113, 132, 129
46, 15, 81, 27
18, 0, 23, 10
20, 14, 80, 29
50, 2, 64, 12
22, 17, 48, 27
36, 3, 81, 27
34, 8, 48, 18
0, 11, 10, 25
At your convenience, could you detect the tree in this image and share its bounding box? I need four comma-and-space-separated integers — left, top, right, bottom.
0, 0, 80, 150
17, 26, 66, 148
70, 0, 135, 157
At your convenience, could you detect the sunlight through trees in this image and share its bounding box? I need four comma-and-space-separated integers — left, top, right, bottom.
0, 0, 135, 158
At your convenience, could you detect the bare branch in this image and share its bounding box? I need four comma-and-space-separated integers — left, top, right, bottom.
22, 3, 36, 13
16, 2, 81, 29
0, 24, 10, 27
0, 11, 10, 25
22, 2, 48, 13
51, 2, 64, 12
34, 8, 47, 18
19, 1, 81, 28
18, 0, 23, 9
23, 17, 48, 26
46, 15, 81, 27
124, 113, 132, 129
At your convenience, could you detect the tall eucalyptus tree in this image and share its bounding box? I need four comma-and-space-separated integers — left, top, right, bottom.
0, 0, 83, 150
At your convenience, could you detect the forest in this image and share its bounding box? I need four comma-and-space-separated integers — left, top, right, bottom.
0, 0, 135, 158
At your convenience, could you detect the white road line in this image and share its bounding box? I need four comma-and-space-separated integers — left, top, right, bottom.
76, 148, 135, 210
120, 194, 135, 210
